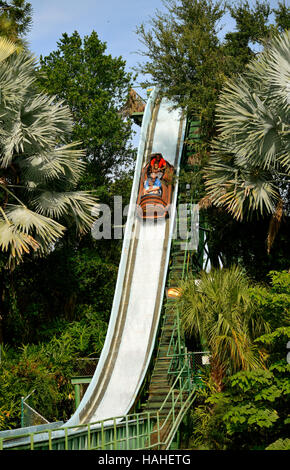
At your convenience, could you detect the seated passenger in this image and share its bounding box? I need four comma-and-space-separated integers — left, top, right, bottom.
150, 153, 167, 172
143, 175, 162, 196
150, 162, 163, 180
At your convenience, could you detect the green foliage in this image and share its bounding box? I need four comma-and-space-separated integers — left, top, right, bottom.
45, 311, 107, 360
210, 365, 288, 438
249, 270, 290, 329
136, 0, 228, 141
204, 29, 290, 223
38, 31, 136, 185
178, 266, 268, 391
256, 325, 290, 371
223, 404, 279, 433
3, 242, 118, 345
0, 44, 97, 267
187, 270, 289, 449
273, 1, 290, 32
191, 361, 289, 449
266, 438, 290, 450
269, 269, 290, 293
257, 326, 290, 346
0, 350, 70, 429
0, 309, 107, 429
222, 0, 288, 73
0, 0, 32, 44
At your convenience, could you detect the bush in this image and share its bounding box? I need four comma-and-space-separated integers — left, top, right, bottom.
0, 308, 108, 429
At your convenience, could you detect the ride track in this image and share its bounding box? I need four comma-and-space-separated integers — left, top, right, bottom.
70, 87, 186, 426
0, 87, 203, 450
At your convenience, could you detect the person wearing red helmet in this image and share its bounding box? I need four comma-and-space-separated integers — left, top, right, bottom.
150, 153, 166, 172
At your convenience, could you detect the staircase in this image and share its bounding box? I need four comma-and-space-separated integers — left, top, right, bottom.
140, 187, 195, 449
140, 117, 206, 449
143, 305, 178, 418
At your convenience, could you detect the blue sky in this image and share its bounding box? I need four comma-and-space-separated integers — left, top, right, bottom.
26, 0, 238, 91
25, 0, 282, 143
27, 0, 170, 83
26, 1, 283, 81
26, 0, 283, 86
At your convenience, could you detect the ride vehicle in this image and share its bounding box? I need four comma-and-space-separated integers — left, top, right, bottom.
136, 154, 175, 219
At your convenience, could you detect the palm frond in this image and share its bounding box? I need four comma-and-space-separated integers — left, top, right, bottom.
5, 205, 66, 248
31, 191, 97, 232
204, 155, 279, 220
0, 218, 39, 258
0, 36, 17, 62
205, 30, 289, 221
0, 47, 98, 263
0, 52, 36, 109
252, 30, 290, 112
177, 267, 266, 381
19, 143, 86, 185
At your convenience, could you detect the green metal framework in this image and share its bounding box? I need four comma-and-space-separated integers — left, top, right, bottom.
0, 360, 197, 451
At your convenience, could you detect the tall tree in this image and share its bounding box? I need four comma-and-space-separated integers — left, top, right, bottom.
136, 0, 227, 141
136, 0, 289, 141
38, 31, 135, 186
273, 0, 290, 32
222, 0, 272, 74
178, 266, 268, 391
222, 1, 289, 74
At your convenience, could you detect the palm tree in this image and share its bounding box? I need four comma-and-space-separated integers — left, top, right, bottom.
177, 266, 268, 391
0, 37, 97, 266
204, 30, 290, 252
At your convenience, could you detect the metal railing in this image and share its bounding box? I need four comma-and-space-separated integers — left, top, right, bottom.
21, 390, 49, 428
0, 358, 198, 451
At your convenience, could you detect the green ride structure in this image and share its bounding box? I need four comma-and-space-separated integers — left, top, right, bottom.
0, 87, 212, 451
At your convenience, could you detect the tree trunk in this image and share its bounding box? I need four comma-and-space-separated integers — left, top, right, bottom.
0, 265, 12, 345
210, 356, 225, 392
0, 269, 6, 344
